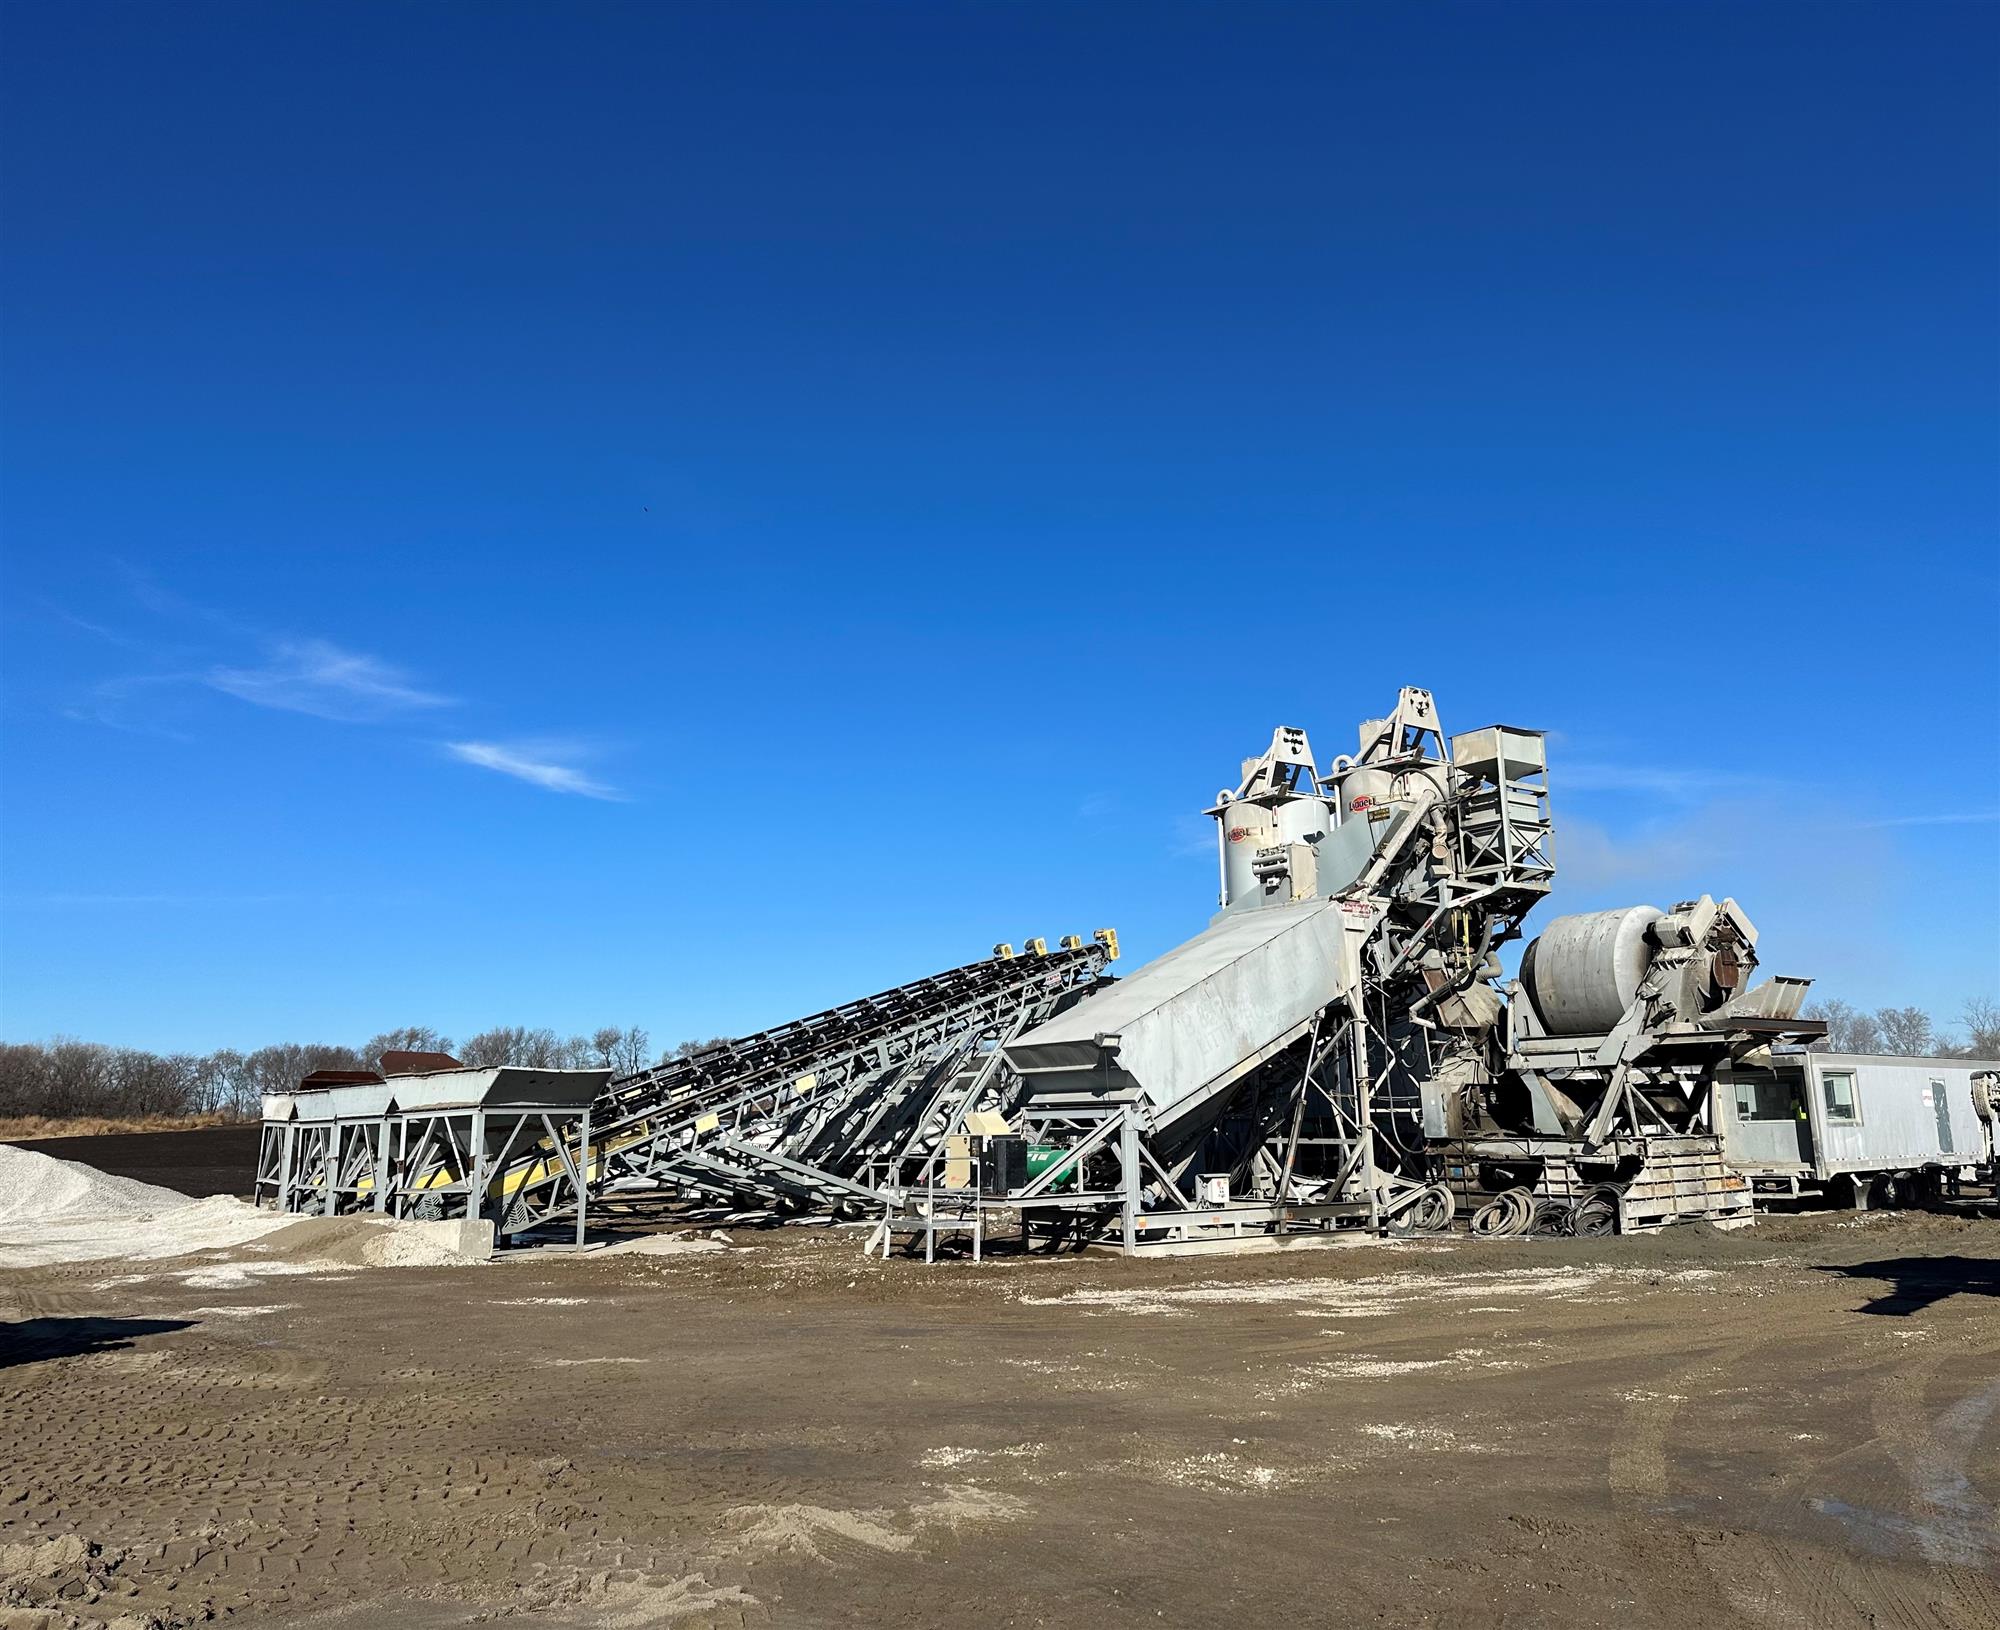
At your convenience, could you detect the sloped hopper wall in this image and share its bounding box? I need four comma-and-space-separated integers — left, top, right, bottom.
1004, 899, 1358, 1139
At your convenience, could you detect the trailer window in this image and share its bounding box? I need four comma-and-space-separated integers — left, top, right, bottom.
1822, 1071, 1860, 1123
1732, 1077, 1801, 1122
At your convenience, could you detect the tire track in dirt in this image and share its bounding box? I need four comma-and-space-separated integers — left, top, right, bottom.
1604, 1285, 2000, 1630
7, 1208, 1999, 1628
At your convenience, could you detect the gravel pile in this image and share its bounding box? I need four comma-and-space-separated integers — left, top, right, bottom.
0, 1144, 187, 1228
0, 1145, 478, 1271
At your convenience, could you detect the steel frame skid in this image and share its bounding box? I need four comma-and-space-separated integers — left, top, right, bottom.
258, 1070, 606, 1246
983, 1003, 1460, 1256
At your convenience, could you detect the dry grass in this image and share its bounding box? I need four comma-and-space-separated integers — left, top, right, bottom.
0, 1112, 248, 1141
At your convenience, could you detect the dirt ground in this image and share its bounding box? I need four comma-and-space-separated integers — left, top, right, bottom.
1, 1151, 1996, 1630
0, 1119, 250, 1147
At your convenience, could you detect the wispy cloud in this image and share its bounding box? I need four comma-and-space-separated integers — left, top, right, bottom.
1852, 809, 1999, 829
1551, 814, 1721, 892
1558, 760, 1777, 802
60, 671, 201, 739
1562, 751, 1995, 835
46, 601, 163, 654
62, 575, 452, 727
115, 560, 261, 639
207, 639, 453, 721
62, 578, 619, 800
445, 740, 622, 800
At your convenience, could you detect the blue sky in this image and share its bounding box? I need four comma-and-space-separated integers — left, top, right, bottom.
2, 2, 1995, 1054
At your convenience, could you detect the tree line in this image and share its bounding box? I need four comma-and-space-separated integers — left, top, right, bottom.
0, 1023, 730, 1124
5, 997, 1994, 1128
1802, 998, 1999, 1060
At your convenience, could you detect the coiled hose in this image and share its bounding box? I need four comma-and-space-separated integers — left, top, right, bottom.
1469, 1186, 1537, 1238
1387, 1182, 1457, 1236
1572, 1184, 1623, 1237
1531, 1198, 1576, 1236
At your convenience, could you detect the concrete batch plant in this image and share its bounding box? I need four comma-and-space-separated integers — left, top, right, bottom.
257, 687, 1999, 1257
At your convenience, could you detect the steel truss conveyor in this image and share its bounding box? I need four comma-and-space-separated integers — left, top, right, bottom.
496, 932, 1118, 1231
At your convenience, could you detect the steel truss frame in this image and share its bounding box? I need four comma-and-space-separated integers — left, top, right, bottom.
256, 1118, 396, 1219
257, 1104, 596, 1245
498, 939, 1116, 1225
396, 1106, 595, 1245
957, 1003, 1395, 1257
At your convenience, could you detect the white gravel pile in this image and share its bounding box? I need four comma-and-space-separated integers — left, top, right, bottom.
0, 1145, 294, 1269
0, 1146, 520, 1275
0, 1145, 185, 1227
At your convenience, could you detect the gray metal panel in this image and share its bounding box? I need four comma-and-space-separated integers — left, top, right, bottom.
281, 1089, 337, 1125
1005, 899, 1359, 1128
1313, 812, 1396, 898
1805, 1054, 1990, 1175
322, 1082, 397, 1120
383, 1069, 503, 1112
1729, 1118, 1810, 1170
480, 1066, 611, 1110
1807, 1051, 2000, 1070
1450, 726, 1546, 779
385, 1066, 609, 1113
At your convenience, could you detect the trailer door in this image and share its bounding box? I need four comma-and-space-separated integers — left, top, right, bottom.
1930, 1078, 1953, 1154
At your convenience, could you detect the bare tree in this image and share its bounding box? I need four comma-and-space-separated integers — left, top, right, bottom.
361, 1026, 456, 1071
113, 1050, 202, 1116
1, 1037, 365, 1121
1874, 1006, 1935, 1057
613, 1026, 651, 1076
1804, 1000, 1881, 1055
1950, 997, 2000, 1059
212, 1050, 268, 1117
2, 1019, 672, 1127
42, 1039, 116, 1117
453, 1026, 652, 1071
191, 1049, 245, 1115
0, 1042, 57, 1117
512, 1028, 561, 1069
242, 1042, 367, 1098
456, 1027, 516, 1067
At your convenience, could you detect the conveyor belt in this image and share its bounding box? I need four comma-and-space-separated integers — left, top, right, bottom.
499, 935, 1116, 1224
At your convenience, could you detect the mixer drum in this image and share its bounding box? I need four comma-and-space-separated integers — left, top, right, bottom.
1520, 905, 1664, 1035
